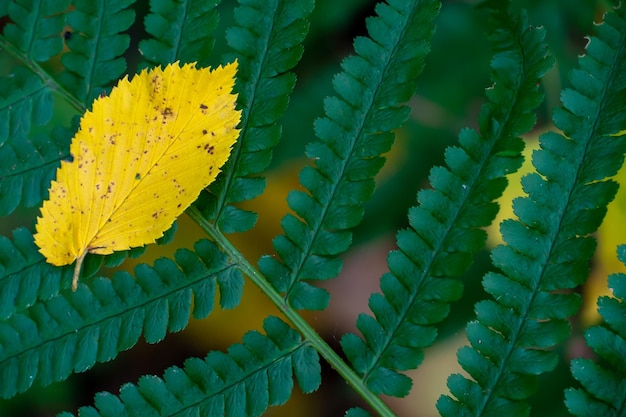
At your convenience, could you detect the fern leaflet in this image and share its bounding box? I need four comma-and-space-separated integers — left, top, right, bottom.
0, 227, 71, 321
55, 317, 320, 417
0, 126, 71, 216
258, 0, 440, 311
0, 239, 242, 399
565, 244, 626, 416
439, 5, 626, 417
0, 65, 53, 147
192, 0, 314, 234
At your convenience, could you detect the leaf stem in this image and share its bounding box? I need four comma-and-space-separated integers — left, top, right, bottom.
187, 206, 396, 417
72, 250, 88, 291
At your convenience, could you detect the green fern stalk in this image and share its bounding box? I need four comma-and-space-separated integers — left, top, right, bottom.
188, 210, 397, 416
439, 5, 626, 417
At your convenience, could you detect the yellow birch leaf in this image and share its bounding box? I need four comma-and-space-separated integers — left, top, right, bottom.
34, 61, 241, 290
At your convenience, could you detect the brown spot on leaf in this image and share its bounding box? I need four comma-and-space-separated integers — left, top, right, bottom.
161, 107, 173, 119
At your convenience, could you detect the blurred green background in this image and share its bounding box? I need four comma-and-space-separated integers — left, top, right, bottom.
1, 0, 622, 416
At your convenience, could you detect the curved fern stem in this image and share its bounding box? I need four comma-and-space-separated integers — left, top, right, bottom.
188, 205, 396, 417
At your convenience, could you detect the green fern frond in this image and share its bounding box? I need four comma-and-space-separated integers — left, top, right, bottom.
59, 0, 134, 104
191, 0, 314, 234
56, 317, 319, 417
0, 227, 71, 321
140, 0, 220, 68
439, 6, 626, 417
0, 239, 241, 399
340, 4, 553, 398
0, 126, 71, 216
258, 0, 440, 312
565, 245, 626, 416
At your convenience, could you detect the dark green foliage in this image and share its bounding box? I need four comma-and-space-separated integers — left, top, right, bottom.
565, 245, 626, 417
55, 317, 320, 417
258, 0, 441, 311
439, 5, 626, 417
1, 0, 625, 416
340, 5, 553, 398
195, 0, 315, 233
0, 239, 240, 398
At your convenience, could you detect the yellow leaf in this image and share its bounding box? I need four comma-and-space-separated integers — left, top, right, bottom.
34, 61, 241, 290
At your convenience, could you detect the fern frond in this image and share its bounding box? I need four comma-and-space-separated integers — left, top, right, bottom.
0, 239, 241, 399
191, 0, 314, 233
258, 0, 440, 312
339, 4, 553, 398
140, 0, 220, 68
565, 245, 626, 416
59, 0, 135, 104
56, 317, 320, 417
439, 6, 626, 417
0, 127, 71, 216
